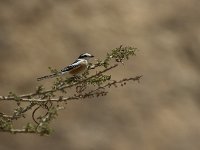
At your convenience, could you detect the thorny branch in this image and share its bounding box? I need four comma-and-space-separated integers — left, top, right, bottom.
0, 45, 142, 135
0, 64, 118, 102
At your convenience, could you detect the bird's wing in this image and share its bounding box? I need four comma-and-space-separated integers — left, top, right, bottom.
61, 59, 81, 73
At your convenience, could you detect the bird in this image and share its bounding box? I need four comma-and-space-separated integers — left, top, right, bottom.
37, 53, 94, 81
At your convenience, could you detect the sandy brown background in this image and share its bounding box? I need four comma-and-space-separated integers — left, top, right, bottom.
0, 0, 200, 150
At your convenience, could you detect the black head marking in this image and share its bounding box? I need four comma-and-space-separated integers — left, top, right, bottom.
78, 53, 94, 59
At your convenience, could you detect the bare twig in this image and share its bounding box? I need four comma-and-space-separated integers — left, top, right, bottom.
0, 129, 36, 134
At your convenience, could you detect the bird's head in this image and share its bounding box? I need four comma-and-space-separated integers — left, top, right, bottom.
78, 53, 94, 60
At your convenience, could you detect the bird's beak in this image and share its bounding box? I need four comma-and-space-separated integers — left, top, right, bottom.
90, 55, 94, 58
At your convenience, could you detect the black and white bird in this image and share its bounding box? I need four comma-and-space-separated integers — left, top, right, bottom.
37, 53, 94, 81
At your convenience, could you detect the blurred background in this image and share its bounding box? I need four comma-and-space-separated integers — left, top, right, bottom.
0, 0, 200, 150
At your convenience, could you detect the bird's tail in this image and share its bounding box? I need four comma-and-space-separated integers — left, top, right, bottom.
37, 73, 60, 81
